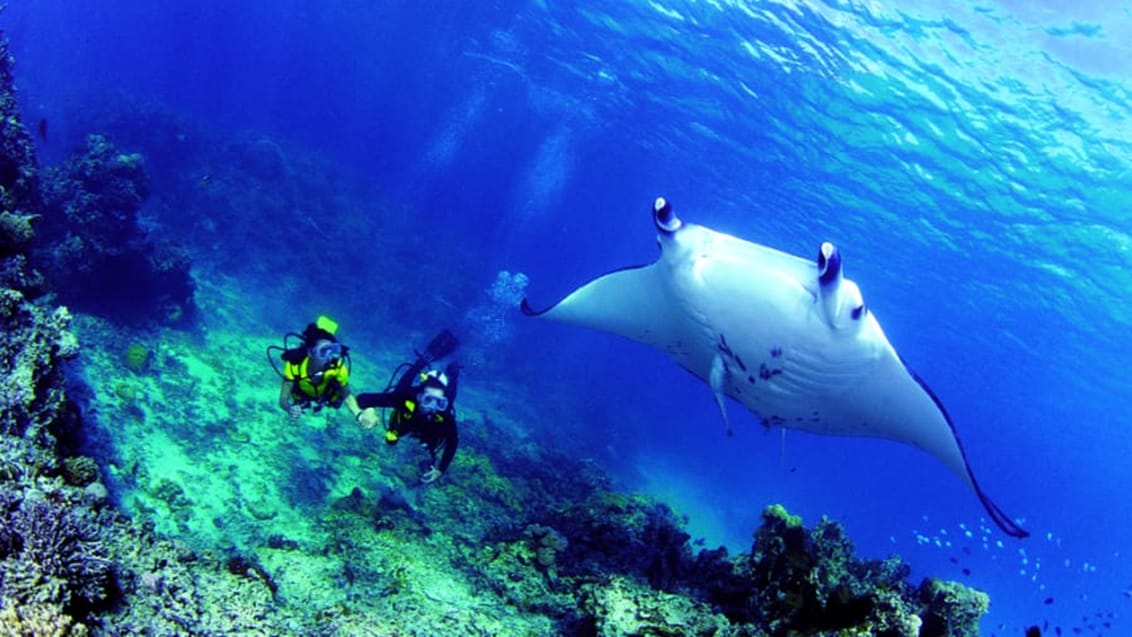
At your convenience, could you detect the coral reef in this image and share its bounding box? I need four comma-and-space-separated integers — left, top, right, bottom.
0, 491, 114, 616
687, 504, 990, 637
0, 602, 89, 637
0, 35, 79, 444
0, 38, 39, 251
33, 134, 196, 326
0, 288, 77, 438
0, 34, 46, 297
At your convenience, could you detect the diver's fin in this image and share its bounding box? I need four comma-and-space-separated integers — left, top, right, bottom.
423, 329, 460, 362
710, 354, 733, 436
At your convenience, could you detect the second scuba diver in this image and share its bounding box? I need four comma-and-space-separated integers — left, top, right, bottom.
355, 330, 461, 485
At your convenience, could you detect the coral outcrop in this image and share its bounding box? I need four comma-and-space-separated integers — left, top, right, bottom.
580, 575, 729, 637
687, 504, 989, 636
33, 134, 196, 326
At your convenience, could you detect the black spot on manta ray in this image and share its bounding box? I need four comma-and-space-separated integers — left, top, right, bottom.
747, 375, 756, 384
758, 363, 783, 380
770, 346, 782, 358
734, 355, 747, 372
717, 334, 734, 357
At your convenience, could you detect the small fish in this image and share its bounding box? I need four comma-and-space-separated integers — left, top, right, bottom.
36, 117, 47, 140
1044, 597, 1054, 605
962, 568, 971, 576
1024, 626, 1040, 637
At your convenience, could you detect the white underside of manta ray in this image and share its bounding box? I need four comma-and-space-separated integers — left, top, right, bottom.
521, 197, 1028, 538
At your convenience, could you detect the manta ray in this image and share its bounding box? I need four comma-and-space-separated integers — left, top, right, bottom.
520, 197, 1029, 538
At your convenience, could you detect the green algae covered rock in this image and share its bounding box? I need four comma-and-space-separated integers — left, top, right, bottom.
763, 502, 802, 528
123, 342, 150, 373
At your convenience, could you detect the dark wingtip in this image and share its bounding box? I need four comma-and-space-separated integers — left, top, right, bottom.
520, 298, 539, 316
976, 487, 1031, 538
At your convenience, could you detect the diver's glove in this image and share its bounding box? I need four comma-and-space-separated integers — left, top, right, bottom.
420, 466, 442, 484
356, 408, 378, 430
418, 329, 460, 364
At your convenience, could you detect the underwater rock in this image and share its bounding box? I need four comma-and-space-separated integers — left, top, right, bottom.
0, 211, 36, 255
33, 133, 197, 326
546, 491, 693, 590
523, 523, 568, 569
61, 456, 100, 487
226, 554, 279, 600
580, 574, 729, 637
122, 342, 151, 374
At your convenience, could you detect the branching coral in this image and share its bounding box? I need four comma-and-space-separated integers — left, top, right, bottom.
0, 602, 89, 637
0, 494, 114, 614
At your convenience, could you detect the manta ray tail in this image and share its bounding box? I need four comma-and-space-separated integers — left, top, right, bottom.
975, 483, 1030, 538
908, 367, 1030, 539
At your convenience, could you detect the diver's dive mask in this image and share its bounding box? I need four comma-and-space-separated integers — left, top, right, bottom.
419, 393, 449, 413
312, 342, 343, 366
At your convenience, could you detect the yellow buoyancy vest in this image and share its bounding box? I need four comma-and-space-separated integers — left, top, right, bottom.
285, 357, 349, 405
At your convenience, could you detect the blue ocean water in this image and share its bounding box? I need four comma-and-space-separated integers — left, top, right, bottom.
6, 1, 1131, 634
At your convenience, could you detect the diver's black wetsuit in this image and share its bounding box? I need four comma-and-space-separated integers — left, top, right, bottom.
357, 361, 459, 473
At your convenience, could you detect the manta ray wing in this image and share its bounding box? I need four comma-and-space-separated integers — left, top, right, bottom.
521, 197, 1029, 538
519, 264, 694, 356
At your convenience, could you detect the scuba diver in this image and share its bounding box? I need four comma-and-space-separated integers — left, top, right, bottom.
268, 315, 365, 421
356, 330, 461, 484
